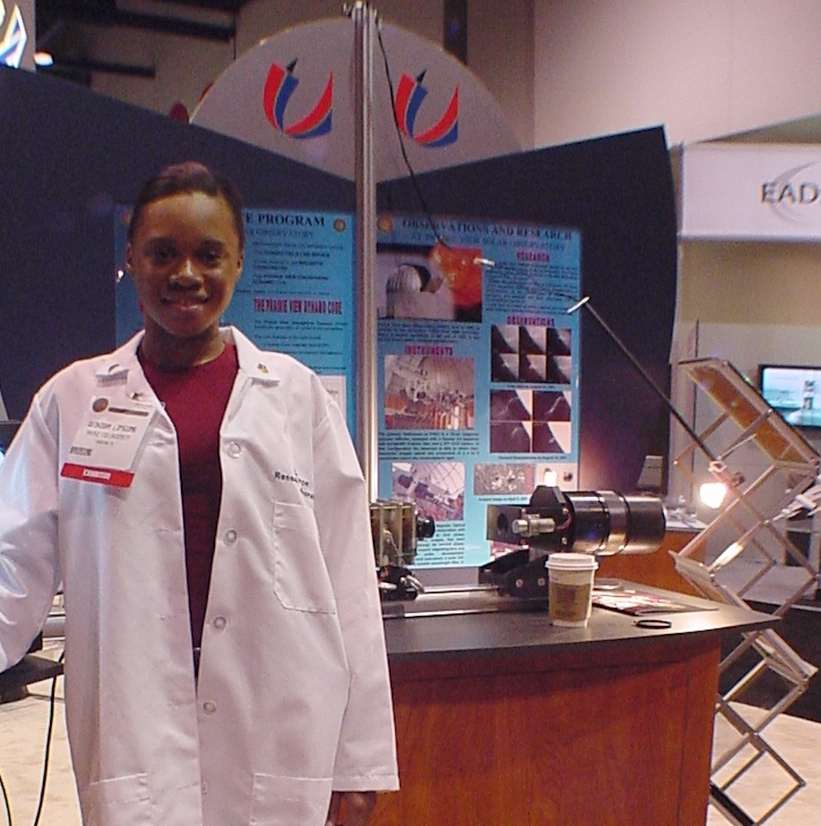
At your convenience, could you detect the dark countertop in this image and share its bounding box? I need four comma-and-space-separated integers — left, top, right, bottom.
383, 583, 777, 663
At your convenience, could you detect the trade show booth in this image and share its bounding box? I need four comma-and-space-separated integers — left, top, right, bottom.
0, 9, 797, 826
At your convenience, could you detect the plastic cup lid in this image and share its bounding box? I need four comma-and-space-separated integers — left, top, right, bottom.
544, 552, 598, 571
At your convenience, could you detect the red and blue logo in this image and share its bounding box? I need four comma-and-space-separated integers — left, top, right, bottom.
262, 59, 333, 139
394, 70, 458, 148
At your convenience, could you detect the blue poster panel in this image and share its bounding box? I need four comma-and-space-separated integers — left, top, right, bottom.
116, 207, 356, 426
376, 213, 581, 569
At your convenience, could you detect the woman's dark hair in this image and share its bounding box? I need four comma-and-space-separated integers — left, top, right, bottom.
127, 161, 245, 250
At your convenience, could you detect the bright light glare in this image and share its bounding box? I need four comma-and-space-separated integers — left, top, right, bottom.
34, 51, 53, 67
542, 469, 558, 486
700, 481, 728, 509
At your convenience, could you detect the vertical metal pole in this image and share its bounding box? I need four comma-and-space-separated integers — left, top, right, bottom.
352, 1, 378, 500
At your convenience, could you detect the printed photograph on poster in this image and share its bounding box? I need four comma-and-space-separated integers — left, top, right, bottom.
489, 389, 572, 454
491, 324, 573, 384
533, 389, 571, 422
533, 422, 571, 453
377, 241, 483, 322
490, 389, 532, 421
392, 461, 465, 522
474, 463, 536, 496
548, 327, 572, 356
490, 420, 532, 454
473, 462, 577, 492
473, 460, 577, 496
533, 389, 572, 453
489, 389, 532, 453
548, 327, 572, 384
384, 354, 475, 430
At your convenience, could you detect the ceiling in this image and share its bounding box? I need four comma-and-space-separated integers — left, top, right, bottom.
35, 0, 252, 84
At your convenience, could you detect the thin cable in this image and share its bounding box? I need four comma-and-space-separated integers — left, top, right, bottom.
30, 650, 64, 826
0, 770, 12, 826
375, 16, 582, 300
568, 297, 719, 463
375, 19, 451, 249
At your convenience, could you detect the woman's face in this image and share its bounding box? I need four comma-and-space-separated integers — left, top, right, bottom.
126, 191, 243, 346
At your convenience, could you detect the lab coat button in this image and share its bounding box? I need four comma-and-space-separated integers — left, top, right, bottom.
224, 529, 237, 544
226, 441, 242, 458
213, 616, 227, 630
203, 701, 217, 714
201, 781, 208, 796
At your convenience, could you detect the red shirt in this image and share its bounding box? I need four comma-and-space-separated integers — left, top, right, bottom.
139, 344, 239, 650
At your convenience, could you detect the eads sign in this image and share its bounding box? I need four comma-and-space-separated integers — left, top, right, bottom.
682, 142, 821, 241
193, 18, 519, 181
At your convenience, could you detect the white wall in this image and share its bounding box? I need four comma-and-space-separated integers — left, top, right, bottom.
534, 0, 821, 147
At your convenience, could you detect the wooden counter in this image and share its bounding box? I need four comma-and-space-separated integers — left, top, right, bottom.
372, 588, 774, 826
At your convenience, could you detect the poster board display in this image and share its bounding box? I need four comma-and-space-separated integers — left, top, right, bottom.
681, 142, 821, 241
376, 213, 581, 567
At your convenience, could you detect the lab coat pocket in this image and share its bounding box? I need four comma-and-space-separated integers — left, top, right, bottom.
83, 773, 153, 825
249, 773, 332, 826
272, 501, 336, 613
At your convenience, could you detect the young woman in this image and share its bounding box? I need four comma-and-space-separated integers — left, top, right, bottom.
0, 162, 397, 826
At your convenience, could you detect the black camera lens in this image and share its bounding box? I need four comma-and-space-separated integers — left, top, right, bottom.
566, 491, 665, 555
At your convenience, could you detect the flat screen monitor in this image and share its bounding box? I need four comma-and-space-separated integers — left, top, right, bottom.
759, 364, 821, 428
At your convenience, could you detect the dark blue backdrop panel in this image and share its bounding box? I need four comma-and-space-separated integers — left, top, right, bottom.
378, 127, 677, 491
0, 66, 354, 418
0, 65, 675, 493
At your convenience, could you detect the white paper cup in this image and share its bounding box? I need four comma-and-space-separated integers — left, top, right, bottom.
545, 552, 598, 627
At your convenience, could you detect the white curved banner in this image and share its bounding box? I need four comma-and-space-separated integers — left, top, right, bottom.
682, 142, 821, 241
192, 18, 520, 181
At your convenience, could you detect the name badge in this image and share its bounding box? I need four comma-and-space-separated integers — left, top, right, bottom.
60, 396, 154, 487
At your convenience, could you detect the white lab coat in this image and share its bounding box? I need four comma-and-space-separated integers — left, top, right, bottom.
0, 327, 398, 826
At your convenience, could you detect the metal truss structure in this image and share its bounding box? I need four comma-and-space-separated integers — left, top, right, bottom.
670, 358, 820, 825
